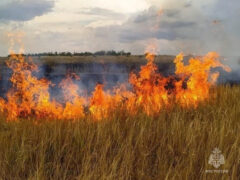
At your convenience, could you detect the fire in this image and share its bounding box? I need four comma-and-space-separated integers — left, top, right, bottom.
128, 52, 168, 115
0, 53, 85, 120
89, 84, 123, 120
2, 53, 53, 119
174, 52, 231, 106
59, 74, 85, 120
126, 51, 230, 114
0, 35, 231, 121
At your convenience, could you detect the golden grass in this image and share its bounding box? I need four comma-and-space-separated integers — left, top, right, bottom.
0, 85, 239, 179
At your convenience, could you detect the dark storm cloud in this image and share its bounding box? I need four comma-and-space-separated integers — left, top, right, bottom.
0, 0, 54, 21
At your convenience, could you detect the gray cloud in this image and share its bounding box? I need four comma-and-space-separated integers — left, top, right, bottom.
1, 0, 239, 57
94, 6, 197, 43
79, 7, 123, 18
90, 1, 240, 56
134, 8, 180, 24
184, 1, 192, 8
0, 0, 54, 21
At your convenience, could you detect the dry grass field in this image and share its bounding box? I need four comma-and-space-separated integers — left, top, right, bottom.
0, 85, 239, 179
0, 55, 175, 65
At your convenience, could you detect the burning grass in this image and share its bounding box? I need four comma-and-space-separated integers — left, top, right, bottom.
0, 35, 237, 179
0, 50, 231, 120
0, 85, 239, 179
0, 50, 238, 179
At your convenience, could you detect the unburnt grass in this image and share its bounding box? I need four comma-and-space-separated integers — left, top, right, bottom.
0, 85, 239, 179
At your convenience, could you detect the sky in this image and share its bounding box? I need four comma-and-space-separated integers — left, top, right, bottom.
0, 0, 239, 57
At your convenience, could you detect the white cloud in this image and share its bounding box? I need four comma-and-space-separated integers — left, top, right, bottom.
0, 0, 239, 57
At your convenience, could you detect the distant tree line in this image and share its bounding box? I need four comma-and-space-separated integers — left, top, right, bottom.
19, 50, 131, 57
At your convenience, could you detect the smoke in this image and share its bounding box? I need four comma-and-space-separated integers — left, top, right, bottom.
1, 55, 238, 101
217, 56, 240, 84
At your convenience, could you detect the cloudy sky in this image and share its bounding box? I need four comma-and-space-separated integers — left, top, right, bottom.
0, 0, 239, 56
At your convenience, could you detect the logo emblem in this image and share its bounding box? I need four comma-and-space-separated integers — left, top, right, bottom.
208, 147, 225, 168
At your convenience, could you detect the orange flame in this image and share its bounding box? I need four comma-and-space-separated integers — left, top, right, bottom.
0, 52, 85, 120
0, 34, 231, 121
89, 84, 123, 120
174, 52, 231, 106
59, 73, 85, 120
128, 52, 168, 115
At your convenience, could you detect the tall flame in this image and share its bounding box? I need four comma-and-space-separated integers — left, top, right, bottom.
89, 84, 123, 120
128, 52, 168, 115
0, 34, 231, 121
174, 52, 231, 106
59, 74, 85, 120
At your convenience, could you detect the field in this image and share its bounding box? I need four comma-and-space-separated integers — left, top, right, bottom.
1, 0, 239, 179
0, 85, 239, 179
0, 55, 175, 65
